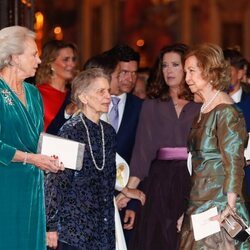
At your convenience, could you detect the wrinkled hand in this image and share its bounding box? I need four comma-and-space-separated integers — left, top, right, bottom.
29, 153, 64, 173
47, 231, 58, 249
65, 103, 78, 116
122, 187, 146, 206
210, 205, 233, 226
123, 210, 135, 230
116, 193, 131, 209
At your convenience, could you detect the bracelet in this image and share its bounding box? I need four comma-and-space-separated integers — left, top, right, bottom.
23, 152, 28, 165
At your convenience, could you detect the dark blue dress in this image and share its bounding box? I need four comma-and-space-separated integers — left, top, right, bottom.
45, 113, 116, 250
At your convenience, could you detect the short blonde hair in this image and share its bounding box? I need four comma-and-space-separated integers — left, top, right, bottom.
71, 68, 111, 109
185, 43, 230, 91
0, 26, 35, 70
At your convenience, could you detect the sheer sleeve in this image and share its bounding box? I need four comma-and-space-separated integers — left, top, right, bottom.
217, 107, 248, 195
130, 100, 158, 180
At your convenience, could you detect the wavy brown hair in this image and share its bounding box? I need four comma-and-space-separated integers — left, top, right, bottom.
147, 43, 193, 101
185, 43, 230, 91
35, 40, 78, 84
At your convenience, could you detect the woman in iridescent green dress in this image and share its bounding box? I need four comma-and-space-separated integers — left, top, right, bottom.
180, 43, 250, 249
0, 26, 63, 250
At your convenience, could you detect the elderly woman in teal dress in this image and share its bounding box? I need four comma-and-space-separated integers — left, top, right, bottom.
180, 43, 250, 249
0, 26, 63, 250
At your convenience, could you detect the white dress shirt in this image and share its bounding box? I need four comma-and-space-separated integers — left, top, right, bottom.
231, 87, 242, 103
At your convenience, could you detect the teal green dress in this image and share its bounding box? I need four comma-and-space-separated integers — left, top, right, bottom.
180, 104, 250, 249
0, 79, 46, 250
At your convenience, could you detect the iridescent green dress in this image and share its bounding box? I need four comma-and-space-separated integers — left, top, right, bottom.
0, 79, 46, 250
180, 104, 250, 250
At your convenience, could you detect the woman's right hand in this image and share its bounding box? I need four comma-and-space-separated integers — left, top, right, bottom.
65, 102, 78, 116
28, 153, 64, 173
47, 231, 58, 249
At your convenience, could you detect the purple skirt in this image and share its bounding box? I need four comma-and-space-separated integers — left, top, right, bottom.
130, 159, 191, 250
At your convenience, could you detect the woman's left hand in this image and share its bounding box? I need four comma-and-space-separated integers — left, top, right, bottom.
46, 231, 58, 249
121, 187, 146, 205
116, 193, 130, 209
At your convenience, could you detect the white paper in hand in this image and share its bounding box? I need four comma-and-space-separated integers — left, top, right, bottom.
191, 207, 221, 241
37, 132, 85, 171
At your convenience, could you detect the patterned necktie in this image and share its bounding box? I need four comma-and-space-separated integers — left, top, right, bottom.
109, 96, 120, 132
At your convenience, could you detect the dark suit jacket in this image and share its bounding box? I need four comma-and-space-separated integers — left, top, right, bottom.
115, 94, 143, 216
46, 91, 71, 135
236, 90, 250, 196
116, 93, 143, 165
236, 90, 250, 132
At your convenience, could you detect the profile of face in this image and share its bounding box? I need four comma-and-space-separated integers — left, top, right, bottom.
118, 61, 138, 93
162, 52, 184, 88
185, 55, 208, 94
15, 37, 41, 79
229, 66, 244, 89
79, 77, 111, 114
51, 47, 77, 82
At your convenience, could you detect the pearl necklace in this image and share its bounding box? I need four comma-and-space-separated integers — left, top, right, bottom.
80, 113, 105, 171
198, 90, 220, 122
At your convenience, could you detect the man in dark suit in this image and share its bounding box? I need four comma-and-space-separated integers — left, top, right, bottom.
223, 48, 250, 131
107, 44, 143, 246
223, 48, 250, 210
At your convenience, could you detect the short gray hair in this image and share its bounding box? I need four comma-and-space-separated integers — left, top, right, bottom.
0, 26, 35, 70
71, 68, 111, 109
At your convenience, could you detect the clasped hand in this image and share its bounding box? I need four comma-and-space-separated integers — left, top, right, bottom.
31, 153, 65, 173
116, 187, 146, 209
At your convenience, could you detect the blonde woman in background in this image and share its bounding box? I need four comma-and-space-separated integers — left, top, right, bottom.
36, 40, 78, 132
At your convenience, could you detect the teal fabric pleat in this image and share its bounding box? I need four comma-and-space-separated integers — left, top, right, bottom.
0, 79, 46, 250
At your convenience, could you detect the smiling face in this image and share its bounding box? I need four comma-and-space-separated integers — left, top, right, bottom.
51, 47, 77, 82
184, 55, 209, 94
15, 37, 41, 79
162, 52, 184, 88
79, 77, 111, 115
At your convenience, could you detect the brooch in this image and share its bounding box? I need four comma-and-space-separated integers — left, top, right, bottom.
1, 89, 14, 106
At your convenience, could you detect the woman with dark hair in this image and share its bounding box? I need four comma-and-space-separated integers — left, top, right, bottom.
36, 40, 78, 131
116, 43, 200, 250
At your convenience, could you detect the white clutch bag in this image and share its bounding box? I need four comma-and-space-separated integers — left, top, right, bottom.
37, 132, 85, 171
115, 153, 129, 191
